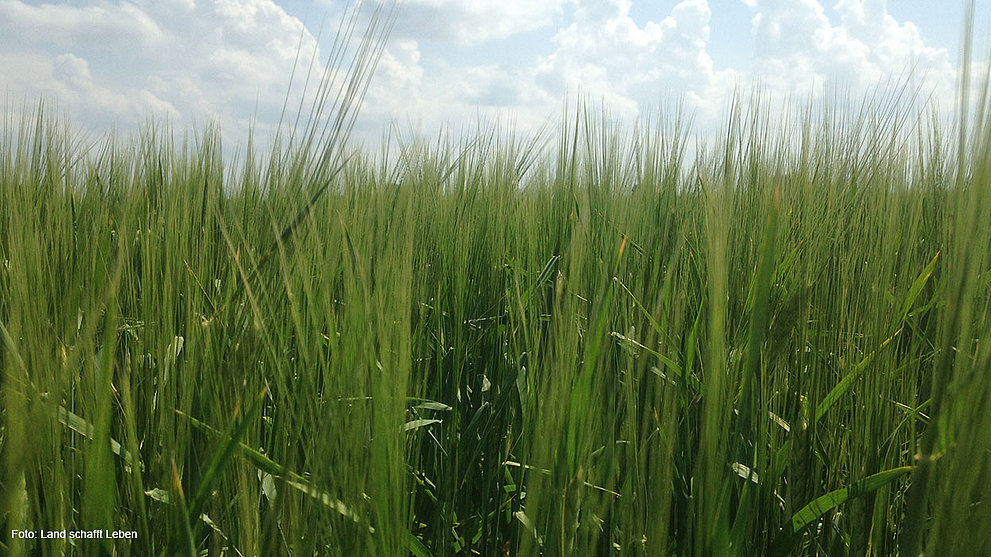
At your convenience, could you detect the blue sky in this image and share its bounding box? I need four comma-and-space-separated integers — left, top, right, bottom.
1, 0, 988, 150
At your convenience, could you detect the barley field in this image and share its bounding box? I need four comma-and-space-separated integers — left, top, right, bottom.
2, 19, 991, 557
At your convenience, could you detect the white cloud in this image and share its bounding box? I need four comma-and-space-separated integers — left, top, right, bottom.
382, 0, 568, 45
359, 39, 424, 127
353, 0, 745, 144
0, 0, 166, 51
0, 0, 973, 154
743, 0, 955, 103
0, 0, 323, 146
351, 0, 969, 153
355, 37, 555, 144
533, 0, 741, 122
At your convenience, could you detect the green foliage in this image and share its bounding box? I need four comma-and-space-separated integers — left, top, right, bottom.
2, 27, 991, 557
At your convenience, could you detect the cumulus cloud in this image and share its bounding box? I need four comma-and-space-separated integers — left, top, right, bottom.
0, 0, 322, 145
355, 0, 972, 153
357, 39, 425, 130
0, 0, 972, 153
355, 38, 552, 144
372, 0, 568, 46
0, 0, 166, 51
533, 0, 741, 124
350, 0, 746, 145
744, 0, 955, 103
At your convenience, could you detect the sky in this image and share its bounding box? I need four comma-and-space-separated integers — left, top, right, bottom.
1, 0, 989, 153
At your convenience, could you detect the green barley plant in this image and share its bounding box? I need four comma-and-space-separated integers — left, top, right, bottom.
2, 3, 991, 556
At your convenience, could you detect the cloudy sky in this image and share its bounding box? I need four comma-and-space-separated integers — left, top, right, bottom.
1, 0, 988, 151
